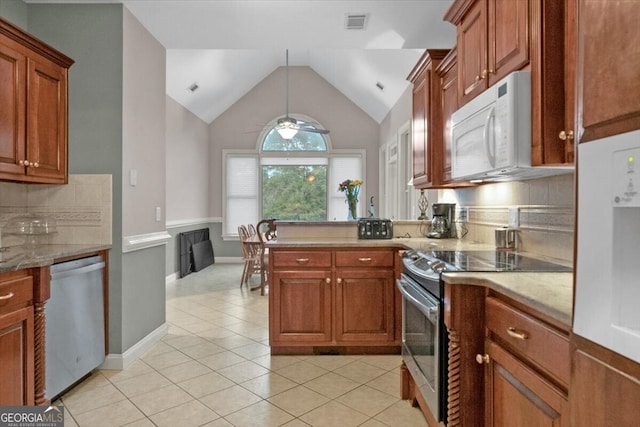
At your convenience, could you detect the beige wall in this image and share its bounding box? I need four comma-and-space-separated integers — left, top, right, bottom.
379, 86, 412, 147
208, 66, 380, 217
165, 96, 210, 223
121, 8, 166, 237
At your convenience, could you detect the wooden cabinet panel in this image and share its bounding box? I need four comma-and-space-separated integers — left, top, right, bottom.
486, 340, 568, 427
486, 297, 569, 386
334, 269, 395, 342
0, 39, 26, 176
272, 250, 332, 268
436, 49, 458, 185
457, 0, 487, 105
0, 307, 34, 406
268, 247, 401, 353
0, 274, 34, 310
335, 250, 394, 268
571, 342, 640, 427
0, 17, 72, 184
26, 56, 68, 182
488, 0, 529, 85
407, 49, 448, 188
269, 270, 332, 344
577, 1, 640, 142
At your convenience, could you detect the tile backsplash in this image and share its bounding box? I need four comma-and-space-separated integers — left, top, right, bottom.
0, 175, 112, 247
440, 173, 575, 262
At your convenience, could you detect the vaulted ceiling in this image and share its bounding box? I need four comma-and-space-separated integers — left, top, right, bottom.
27, 0, 456, 124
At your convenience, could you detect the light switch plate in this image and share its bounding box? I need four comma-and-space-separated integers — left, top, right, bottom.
508, 207, 520, 227
155, 207, 161, 221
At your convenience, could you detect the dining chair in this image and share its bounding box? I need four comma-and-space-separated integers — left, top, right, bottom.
238, 225, 260, 289
255, 219, 277, 295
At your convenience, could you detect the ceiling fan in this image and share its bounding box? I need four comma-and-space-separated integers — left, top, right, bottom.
274, 49, 330, 140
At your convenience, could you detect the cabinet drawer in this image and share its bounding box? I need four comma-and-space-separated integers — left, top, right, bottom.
486, 297, 570, 385
0, 274, 33, 312
335, 250, 394, 268
272, 251, 332, 268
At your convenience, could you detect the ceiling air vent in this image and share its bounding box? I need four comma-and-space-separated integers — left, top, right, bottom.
345, 13, 368, 30
187, 82, 199, 93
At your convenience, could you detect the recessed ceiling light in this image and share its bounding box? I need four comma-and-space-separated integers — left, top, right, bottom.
187, 82, 199, 93
345, 13, 369, 30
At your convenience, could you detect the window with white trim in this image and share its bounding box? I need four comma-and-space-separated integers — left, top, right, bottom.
223, 117, 365, 238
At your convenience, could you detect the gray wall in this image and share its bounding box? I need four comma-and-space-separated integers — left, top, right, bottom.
0, 0, 27, 27
17, 3, 166, 355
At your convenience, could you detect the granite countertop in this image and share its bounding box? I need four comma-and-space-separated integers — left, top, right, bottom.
0, 244, 111, 273
267, 236, 573, 328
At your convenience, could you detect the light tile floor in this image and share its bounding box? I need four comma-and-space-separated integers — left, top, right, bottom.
56, 263, 428, 426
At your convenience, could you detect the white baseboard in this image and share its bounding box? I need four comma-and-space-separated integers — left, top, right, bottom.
100, 322, 169, 370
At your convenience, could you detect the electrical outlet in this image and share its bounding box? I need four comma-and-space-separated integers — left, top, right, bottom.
459, 207, 468, 222
508, 207, 520, 227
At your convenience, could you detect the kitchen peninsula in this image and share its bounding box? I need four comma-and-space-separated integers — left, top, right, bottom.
266, 220, 574, 426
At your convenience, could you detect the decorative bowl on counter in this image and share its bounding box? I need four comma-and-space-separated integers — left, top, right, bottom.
3, 213, 58, 248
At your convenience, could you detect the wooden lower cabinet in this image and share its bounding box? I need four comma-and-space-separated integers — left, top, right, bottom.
485, 340, 568, 426
269, 247, 401, 354
443, 284, 569, 427
570, 335, 640, 427
0, 268, 47, 406
0, 306, 34, 405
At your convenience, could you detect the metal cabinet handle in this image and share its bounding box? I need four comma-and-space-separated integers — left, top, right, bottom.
358, 257, 372, 263
0, 292, 15, 301
559, 130, 574, 141
506, 327, 529, 340
475, 75, 481, 82
32, 162, 39, 168
325, 278, 331, 284
336, 278, 343, 284
295, 258, 309, 264
476, 353, 490, 364
19, 160, 28, 166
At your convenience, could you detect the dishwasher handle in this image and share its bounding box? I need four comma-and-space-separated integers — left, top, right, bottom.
50, 261, 105, 281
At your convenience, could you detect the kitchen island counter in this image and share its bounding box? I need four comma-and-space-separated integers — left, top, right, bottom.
268, 235, 572, 328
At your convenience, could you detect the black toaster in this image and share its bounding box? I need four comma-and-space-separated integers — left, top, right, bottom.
357, 218, 393, 239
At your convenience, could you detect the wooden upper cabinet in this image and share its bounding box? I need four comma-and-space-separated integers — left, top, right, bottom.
407, 49, 448, 189
577, 1, 640, 142
446, 0, 572, 166
0, 17, 73, 184
435, 48, 458, 185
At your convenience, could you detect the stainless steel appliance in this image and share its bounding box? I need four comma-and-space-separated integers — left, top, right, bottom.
46, 255, 106, 400
398, 249, 571, 422
357, 218, 393, 239
427, 203, 456, 239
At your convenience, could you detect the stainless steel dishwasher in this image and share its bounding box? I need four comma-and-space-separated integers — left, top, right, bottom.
45, 254, 106, 400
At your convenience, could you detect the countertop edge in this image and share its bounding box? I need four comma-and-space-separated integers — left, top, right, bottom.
0, 244, 112, 273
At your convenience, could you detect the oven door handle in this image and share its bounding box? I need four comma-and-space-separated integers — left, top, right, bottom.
396, 278, 439, 322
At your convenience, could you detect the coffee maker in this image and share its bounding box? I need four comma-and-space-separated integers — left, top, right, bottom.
427, 203, 456, 239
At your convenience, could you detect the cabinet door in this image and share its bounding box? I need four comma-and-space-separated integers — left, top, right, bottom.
485, 340, 568, 427
578, 1, 640, 142
488, 0, 530, 86
412, 68, 429, 186
269, 270, 332, 344
571, 348, 640, 427
439, 51, 458, 184
334, 269, 396, 343
458, 0, 487, 105
26, 56, 68, 183
0, 38, 26, 177
0, 307, 34, 406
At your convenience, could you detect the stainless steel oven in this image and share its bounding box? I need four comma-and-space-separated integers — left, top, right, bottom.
397, 271, 446, 423
398, 248, 571, 423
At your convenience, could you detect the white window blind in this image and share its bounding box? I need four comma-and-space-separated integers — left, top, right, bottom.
328, 156, 363, 220
225, 154, 258, 236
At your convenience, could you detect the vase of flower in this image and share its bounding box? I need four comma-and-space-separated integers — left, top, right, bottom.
338, 179, 362, 221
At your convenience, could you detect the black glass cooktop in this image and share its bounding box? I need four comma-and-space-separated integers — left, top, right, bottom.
417, 250, 572, 273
